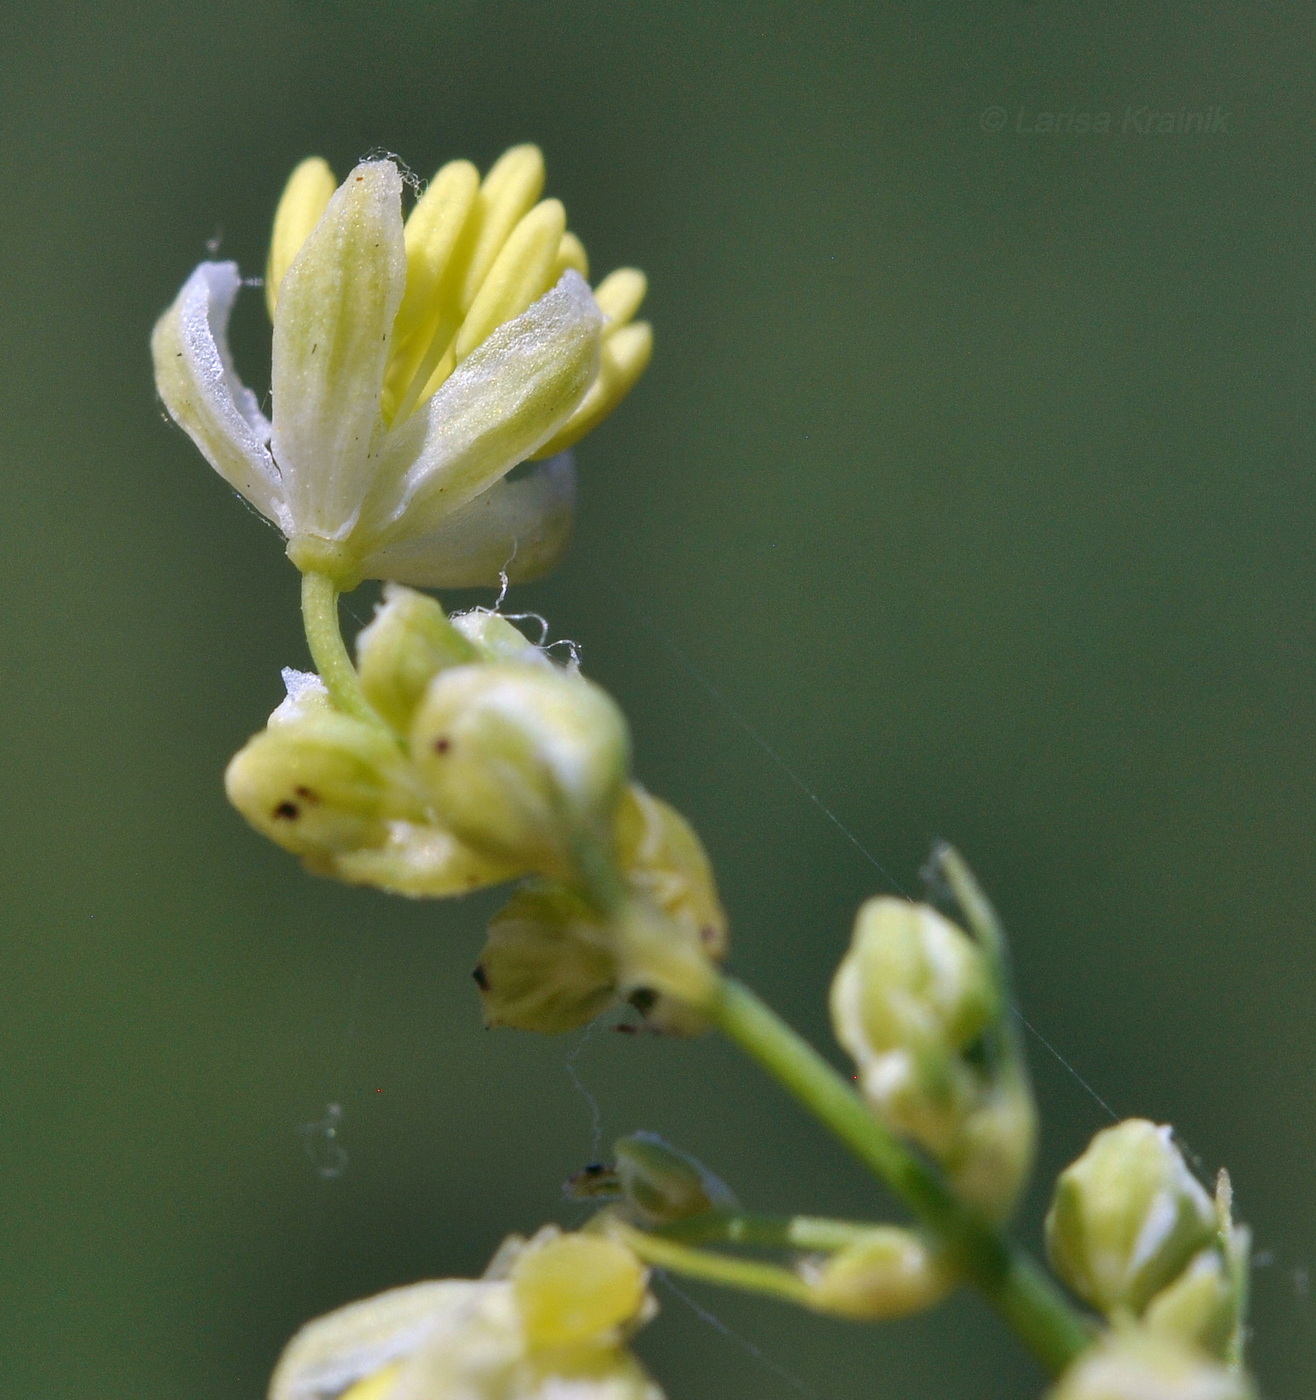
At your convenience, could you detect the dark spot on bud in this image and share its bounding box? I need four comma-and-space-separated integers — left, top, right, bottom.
433, 736, 451, 754
472, 964, 489, 990
294, 785, 321, 805
699, 925, 718, 947
273, 801, 300, 821
628, 988, 657, 1014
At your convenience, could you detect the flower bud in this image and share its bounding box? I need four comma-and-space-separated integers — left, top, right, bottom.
410, 663, 629, 883
830, 898, 997, 1157
616, 785, 728, 961
801, 1227, 954, 1320
331, 820, 521, 898
1144, 1248, 1236, 1361
356, 584, 477, 734
225, 710, 421, 859
452, 609, 552, 666
1049, 1329, 1255, 1400
475, 885, 617, 1033
510, 1230, 650, 1348
1046, 1120, 1217, 1317
945, 1081, 1037, 1224
473, 785, 724, 1033
613, 1132, 738, 1226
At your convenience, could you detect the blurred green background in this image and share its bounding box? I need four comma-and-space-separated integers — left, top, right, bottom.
3, 2, 1314, 1395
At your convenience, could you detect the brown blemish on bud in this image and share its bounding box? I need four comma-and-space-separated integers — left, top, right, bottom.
433, 736, 451, 754
472, 963, 490, 990
273, 801, 300, 820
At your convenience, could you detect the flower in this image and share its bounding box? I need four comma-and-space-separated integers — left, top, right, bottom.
268, 1227, 665, 1400
152, 147, 651, 590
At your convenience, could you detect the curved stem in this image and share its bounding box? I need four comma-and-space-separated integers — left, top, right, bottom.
707, 975, 1092, 1376
299, 570, 382, 727
606, 1220, 814, 1308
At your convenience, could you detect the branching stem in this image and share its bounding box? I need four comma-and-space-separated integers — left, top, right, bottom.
706, 974, 1092, 1377
606, 1220, 815, 1308
655, 1211, 889, 1251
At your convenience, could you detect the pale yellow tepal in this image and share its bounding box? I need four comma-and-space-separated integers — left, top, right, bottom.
153, 147, 652, 591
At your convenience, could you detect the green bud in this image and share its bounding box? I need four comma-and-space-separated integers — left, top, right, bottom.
1049, 1329, 1255, 1400
475, 885, 618, 1033
946, 1081, 1037, 1224
613, 1132, 738, 1226
835, 898, 998, 1056
225, 708, 421, 858
1144, 1248, 1236, 1361
331, 820, 521, 898
801, 1227, 953, 1320
1046, 1120, 1217, 1317
410, 663, 629, 883
356, 584, 476, 735
830, 898, 997, 1158
452, 609, 552, 665
616, 785, 728, 961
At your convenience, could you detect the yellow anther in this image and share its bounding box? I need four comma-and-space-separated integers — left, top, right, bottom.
338, 1361, 403, 1400
554, 231, 589, 281
458, 143, 545, 313
531, 319, 653, 459
511, 1234, 648, 1349
455, 198, 567, 360
384, 159, 481, 419
265, 157, 337, 318
593, 268, 647, 328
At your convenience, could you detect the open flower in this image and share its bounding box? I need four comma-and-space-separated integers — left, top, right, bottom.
152, 147, 651, 590
268, 1227, 664, 1400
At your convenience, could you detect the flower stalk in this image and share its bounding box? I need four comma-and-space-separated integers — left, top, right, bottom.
299, 569, 384, 727
705, 973, 1093, 1376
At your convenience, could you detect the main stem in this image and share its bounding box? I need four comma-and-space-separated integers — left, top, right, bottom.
299, 570, 380, 727
707, 975, 1091, 1377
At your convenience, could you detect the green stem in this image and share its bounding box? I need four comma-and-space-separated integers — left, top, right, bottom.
707, 975, 1091, 1376
656, 1211, 887, 1252
299, 570, 382, 727
607, 1220, 814, 1307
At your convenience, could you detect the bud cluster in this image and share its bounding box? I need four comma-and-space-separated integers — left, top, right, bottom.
830, 897, 1036, 1221
225, 585, 726, 1027
1046, 1120, 1249, 1369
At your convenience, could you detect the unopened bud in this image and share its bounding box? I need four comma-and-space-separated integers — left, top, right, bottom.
476, 885, 617, 1033
945, 1081, 1037, 1224
616, 785, 728, 961
510, 1231, 650, 1349
801, 1227, 953, 1320
830, 898, 997, 1157
332, 820, 521, 898
1144, 1248, 1236, 1361
410, 663, 629, 883
1046, 1120, 1217, 1317
356, 584, 476, 734
225, 711, 420, 858
452, 610, 552, 666
613, 1132, 738, 1226
1049, 1329, 1255, 1400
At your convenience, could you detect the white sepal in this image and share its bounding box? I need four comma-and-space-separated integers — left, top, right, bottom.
363, 271, 601, 547
359, 452, 576, 587
272, 160, 407, 541
150, 260, 289, 530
